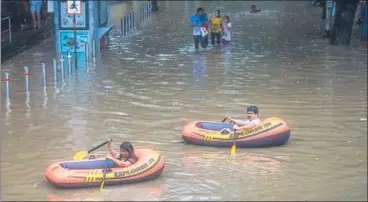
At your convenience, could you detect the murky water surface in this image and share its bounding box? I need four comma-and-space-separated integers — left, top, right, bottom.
1, 1, 367, 201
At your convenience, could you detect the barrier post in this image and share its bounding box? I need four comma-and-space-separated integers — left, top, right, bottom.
41, 63, 47, 107
67, 52, 72, 77
128, 12, 131, 34
144, 3, 146, 20
41, 63, 47, 88
130, 12, 133, 32
60, 55, 65, 83
124, 15, 128, 35
3, 72, 10, 106
146, 2, 148, 19
92, 39, 96, 62
140, 4, 143, 21
131, 12, 134, 30
85, 42, 89, 66
133, 11, 136, 29
121, 17, 124, 35
148, 1, 152, 15
53, 58, 57, 84
24, 66, 30, 93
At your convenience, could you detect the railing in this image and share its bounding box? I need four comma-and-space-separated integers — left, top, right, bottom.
120, 1, 151, 36
1, 16, 12, 43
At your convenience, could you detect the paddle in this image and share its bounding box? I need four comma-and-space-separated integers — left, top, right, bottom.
100, 158, 109, 192
222, 115, 237, 155
73, 140, 110, 160
230, 128, 238, 156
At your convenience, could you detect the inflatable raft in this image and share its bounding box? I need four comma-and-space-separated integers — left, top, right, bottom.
182, 117, 291, 148
45, 149, 165, 189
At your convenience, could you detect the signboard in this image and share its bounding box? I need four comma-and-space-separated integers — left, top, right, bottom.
60, 31, 88, 53
60, 1, 88, 29
66, 0, 82, 15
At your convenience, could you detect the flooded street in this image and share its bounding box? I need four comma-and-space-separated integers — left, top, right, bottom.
1, 1, 367, 201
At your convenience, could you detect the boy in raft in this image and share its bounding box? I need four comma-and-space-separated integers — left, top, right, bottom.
106, 140, 138, 167
222, 106, 261, 134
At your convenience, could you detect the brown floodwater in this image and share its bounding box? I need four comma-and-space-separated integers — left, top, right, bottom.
1, 1, 367, 201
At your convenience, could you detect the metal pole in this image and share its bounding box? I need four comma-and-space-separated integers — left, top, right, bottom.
145, 3, 148, 19
127, 12, 131, 34
128, 12, 132, 33
60, 55, 65, 83
41, 63, 47, 108
67, 51, 72, 77
8, 17, 11, 43
41, 63, 46, 88
133, 11, 136, 30
4, 72, 10, 106
147, 3, 149, 18
141, 3, 144, 20
85, 42, 88, 65
53, 58, 57, 85
131, 12, 134, 30
24, 66, 30, 93
123, 15, 127, 36
92, 39, 96, 59
148, 1, 151, 15
23, 66, 30, 108
143, 3, 146, 20
73, 0, 78, 70
139, 5, 142, 21
121, 17, 124, 35
125, 15, 128, 34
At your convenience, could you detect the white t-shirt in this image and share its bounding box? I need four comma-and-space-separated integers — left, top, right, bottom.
222, 22, 232, 41
233, 118, 261, 130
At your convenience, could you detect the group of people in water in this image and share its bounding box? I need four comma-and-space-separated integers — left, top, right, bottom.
189, 5, 262, 50
190, 7, 232, 49
108, 106, 261, 167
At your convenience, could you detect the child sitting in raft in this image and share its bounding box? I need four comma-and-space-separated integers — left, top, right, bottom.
250, 5, 261, 13
106, 140, 138, 167
222, 106, 261, 134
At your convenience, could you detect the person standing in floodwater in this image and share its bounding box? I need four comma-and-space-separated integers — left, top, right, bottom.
222, 15, 232, 45
210, 10, 223, 46
190, 7, 205, 50
200, 9, 209, 48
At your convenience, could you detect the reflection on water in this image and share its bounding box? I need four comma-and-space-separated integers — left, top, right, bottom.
47, 184, 165, 201
1, 1, 367, 201
191, 53, 207, 112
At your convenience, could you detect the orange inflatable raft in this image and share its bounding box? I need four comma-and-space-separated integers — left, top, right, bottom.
45, 149, 165, 189
182, 117, 291, 148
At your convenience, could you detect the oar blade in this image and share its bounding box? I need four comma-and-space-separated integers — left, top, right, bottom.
230, 144, 236, 156
100, 181, 105, 192
72, 151, 89, 161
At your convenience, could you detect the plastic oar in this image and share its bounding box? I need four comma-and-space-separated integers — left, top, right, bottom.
230, 129, 237, 156
100, 158, 109, 192
73, 140, 110, 160
221, 116, 237, 155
